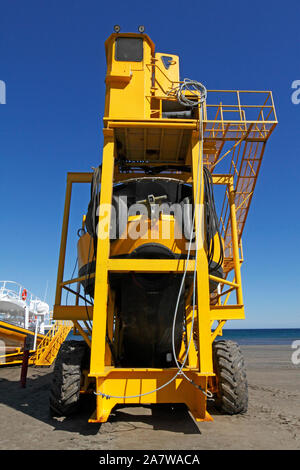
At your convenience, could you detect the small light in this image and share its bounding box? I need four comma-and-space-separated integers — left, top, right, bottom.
114, 25, 121, 33
138, 25, 145, 33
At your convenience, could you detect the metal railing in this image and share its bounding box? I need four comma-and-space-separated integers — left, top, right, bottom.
30, 320, 72, 366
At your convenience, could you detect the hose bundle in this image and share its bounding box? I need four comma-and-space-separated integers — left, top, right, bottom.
85, 165, 102, 250
170, 78, 207, 108
203, 166, 224, 271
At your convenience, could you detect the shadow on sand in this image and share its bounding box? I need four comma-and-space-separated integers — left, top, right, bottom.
0, 367, 219, 437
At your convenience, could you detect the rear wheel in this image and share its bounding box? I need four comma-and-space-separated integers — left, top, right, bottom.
49, 340, 89, 417
212, 340, 248, 415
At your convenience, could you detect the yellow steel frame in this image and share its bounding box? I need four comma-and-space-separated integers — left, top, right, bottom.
108, 90, 277, 273
29, 320, 72, 366
54, 168, 244, 316
53, 32, 277, 422
53, 133, 246, 423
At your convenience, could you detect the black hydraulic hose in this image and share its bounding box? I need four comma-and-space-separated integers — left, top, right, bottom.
86, 165, 102, 252
203, 167, 224, 272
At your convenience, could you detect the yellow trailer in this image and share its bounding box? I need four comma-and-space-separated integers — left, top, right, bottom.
0, 320, 44, 365
50, 28, 277, 423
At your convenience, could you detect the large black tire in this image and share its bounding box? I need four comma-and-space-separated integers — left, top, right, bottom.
212, 340, 248, 415
49, 340, 88, 417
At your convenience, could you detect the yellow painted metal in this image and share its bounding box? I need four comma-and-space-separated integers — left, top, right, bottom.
210, 305, 244, 321
60, 273, 94, 287
55, 176, 72, 307
0, 321, 44, 345
91, 370, 212, 423
54, 305, 93, 321
0, 351, 25, 366
89, 130, 115, 376
52, 30, 277, 423
153, 53, 180, 97
104, 33, 154, 120
0, 319, 71, 367
53, 304, 245, 322
180, 305, 198, 368
0, 320, 44, 366
208, 274, 238, 288
78, 222, 222, 268
211, 320, 227, 343
190, 131, 213, 374
29, 320, 72, 366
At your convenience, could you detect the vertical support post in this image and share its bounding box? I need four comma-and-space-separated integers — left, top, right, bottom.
55, 176, 73, 307
24, 306, 29, 330
33, 318, 39, 351
191, 131, 213, 374
184, 305, 198, 368
90, 129, 115, 376
20, 335, 33, 388
228, 182, 243, 305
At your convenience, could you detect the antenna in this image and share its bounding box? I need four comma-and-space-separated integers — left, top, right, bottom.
44, 280, 49, 302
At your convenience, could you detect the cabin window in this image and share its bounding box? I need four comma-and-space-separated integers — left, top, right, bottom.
115, 37, 143, 62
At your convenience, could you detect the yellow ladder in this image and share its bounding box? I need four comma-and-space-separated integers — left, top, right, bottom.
30, 320, 72, 366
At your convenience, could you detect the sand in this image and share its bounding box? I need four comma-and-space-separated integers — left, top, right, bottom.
0, 345, 299, 450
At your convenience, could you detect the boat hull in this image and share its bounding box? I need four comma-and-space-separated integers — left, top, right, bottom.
0, 320, 44, 365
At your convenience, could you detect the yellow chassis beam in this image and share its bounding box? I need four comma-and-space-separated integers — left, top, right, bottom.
90, 370, 213, 423
53, 304, 244, 321
53, 129, 245, 423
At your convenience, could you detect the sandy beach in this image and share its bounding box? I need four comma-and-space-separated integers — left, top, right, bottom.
0, 345, 299, 450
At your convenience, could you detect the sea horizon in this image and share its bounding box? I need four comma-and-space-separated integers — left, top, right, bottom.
67, 327, 300, 346
221, 328, 300, 345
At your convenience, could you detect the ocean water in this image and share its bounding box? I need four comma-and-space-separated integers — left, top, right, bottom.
221, 328, 300, 345
67, 329, 300, 346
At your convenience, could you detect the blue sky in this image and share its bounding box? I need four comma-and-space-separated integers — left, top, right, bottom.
0, 0, 299, 328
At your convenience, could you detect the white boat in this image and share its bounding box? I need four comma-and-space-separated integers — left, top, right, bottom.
0, 281, 50, 335
44, 310, 55, 332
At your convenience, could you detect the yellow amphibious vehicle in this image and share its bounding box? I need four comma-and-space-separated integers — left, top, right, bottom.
51, 27, 277, 422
